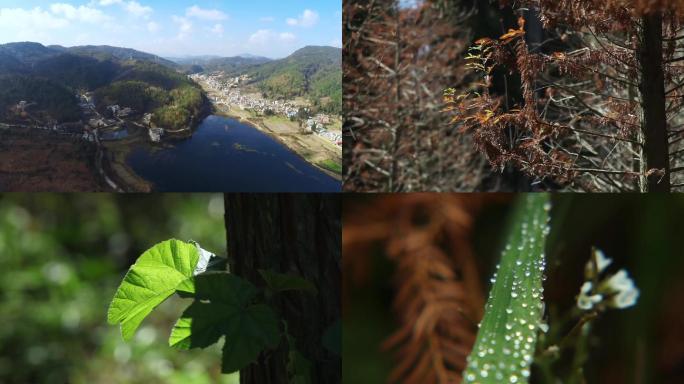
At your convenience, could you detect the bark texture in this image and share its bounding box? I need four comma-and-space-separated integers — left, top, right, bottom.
639, 12, 670, 192
223, 193, 341, 384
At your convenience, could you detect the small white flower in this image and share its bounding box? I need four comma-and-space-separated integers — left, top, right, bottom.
601, 270, 634, 292
577, 249, 638, 311
577, 292, 602, 310
585, 248, 612, 277
594, 249, 612, 273
602, 269, 639, 309
577, 281, 603, 310
611, 285, 639, 309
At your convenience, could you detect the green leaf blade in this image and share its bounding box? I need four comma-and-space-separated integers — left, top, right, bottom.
463, 194, 551, 384
107, 239, 199, 341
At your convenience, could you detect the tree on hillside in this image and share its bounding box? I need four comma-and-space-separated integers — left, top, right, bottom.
344, 0, 491, 192
447, 0, 684, 191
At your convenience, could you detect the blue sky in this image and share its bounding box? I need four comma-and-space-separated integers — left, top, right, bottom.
0, 1, 341, 58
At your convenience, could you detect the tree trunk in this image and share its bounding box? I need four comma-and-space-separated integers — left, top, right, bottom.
639, 12, 670, 192
389, 5, 402, 192
223, 193, 341, 384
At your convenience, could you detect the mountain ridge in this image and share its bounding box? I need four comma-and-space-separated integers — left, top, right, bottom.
0, 42, 207, 127
0, 42, 341, 118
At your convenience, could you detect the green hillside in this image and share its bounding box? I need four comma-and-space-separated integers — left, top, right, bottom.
244, 46, 342, 113
0, 42, 207, 126
0, 42, 60, 64
94, 62, 207, 130
62, 45, 178, 68
174, 55, 271, 74
33, 54, 119, 90
0, 75, 80, 122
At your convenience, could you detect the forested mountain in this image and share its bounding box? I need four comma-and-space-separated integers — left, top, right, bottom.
173, 55, 271, 73
0, 42, 61, 66
176, 46, 342, 113
61, 45, 179, 68
246, 46, 342, 102
0, 42, 206, 128
0, 75, 80, 121
246, 46, 341, 113
246, 46, 340, 96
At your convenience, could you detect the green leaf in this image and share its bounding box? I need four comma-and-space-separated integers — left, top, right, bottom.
168, 273, 281, 373
107, 239, 199, 341
169, 273, 259, 350
221, 303, 280, 373
258, 269, 318, 295
168, 303, 227, 350
462, 194, 551, 384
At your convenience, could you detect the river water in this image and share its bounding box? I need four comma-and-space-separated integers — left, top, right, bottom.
126, 115, 341, 192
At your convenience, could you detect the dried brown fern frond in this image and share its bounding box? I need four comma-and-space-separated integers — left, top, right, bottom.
344, 194, 510, 383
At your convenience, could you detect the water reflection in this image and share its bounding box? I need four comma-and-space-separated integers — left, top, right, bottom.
127, 115, 341, 192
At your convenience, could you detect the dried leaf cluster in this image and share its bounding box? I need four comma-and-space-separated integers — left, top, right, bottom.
447, 1, 684, 191
344, 195, 506, 383
344, 0, 491, 192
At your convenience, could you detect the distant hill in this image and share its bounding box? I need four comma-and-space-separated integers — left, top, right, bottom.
60, 45, 179, 68
172, 55, 272, 74
0, 42, 207, 127
243, 46, 342, 114
0, 42, 61, 65
134, 46, 342, 113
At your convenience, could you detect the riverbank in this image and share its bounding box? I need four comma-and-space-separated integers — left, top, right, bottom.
102, 138, 154, 192
196, 79, 342, 180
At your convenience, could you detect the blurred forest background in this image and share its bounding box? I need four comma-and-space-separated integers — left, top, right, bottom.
0, 193, 237, 384
343, 194, 684, 383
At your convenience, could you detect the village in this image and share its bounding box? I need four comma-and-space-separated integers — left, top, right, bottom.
3, 92, 165, 145
189, 72, 342, 146
77, 93, 164, 143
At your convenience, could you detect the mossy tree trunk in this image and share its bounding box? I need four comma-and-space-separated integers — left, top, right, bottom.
223, 193, 341, 384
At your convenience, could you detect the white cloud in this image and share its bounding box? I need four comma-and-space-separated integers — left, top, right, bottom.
329, 38, 342, 48
0, 7, 69, 31
186, 5, 227, 21
124, 1, 152, 18
172, 15, 192, 39
98, 0, 122, 5
147, 21, 160, 32
260, 16, 274, 22
248, 29, 271, 45
279, 32, 296, 43
210, 23, 224, 36
286, 9, 319, 27
50, 3, 109, 23
249, 29, 297, 46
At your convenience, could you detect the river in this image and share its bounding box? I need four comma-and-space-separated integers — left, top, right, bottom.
126, 115, 341, 192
